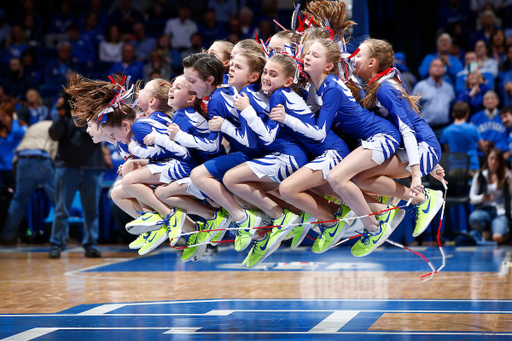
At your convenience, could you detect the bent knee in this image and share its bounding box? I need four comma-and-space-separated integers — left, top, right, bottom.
279, 180, 297, 201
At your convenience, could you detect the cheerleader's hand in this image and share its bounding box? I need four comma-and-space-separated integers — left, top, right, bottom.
143, 127, 157, 146
269, 104, 286, 122
209, 116, 224, 131
430, 165, 448, 185
168, 123, 181, 140
117, 164, 124, 177
409, 175, 424, 197
234, 93, 250, 111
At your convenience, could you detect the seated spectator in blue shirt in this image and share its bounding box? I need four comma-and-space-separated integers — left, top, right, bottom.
109, 43, 144, 82
456, 71, 489, 116
441, 101, 485, 173
1, 58, 31, 99
131, 23, 156, 63
394, 52, 417, 89
66, 24, 96, 66
413, 58, 456, 137
0, 101, 28, 188
48, 0, 76, 34
143, 49, 172, 81
418, 33, 463, 89
208, 0, 238, 28
456, 50, 495, 93
155, 34, 182, 72
198, 10, 226, 47
109, 0, 144, 35
44, 42, 80, 86
471, 91, 509, 158
437, 0, 470, 32
472, 9, 500, 48
499, 106, 512, 162
475, 39, 499, 79
80, 12, 104, 48
81, 0, 109, 32
25, 89, 49, 125
239, 7, 256, 40
1, 26, 29, 63
21, 49, 42, 89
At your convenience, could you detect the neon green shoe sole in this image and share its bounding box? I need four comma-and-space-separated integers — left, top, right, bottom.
268, 209, 299, 250
181, 222, 207, 262
138, 226, 169, 256
290, 211, 316, 249
203, 209, 231, 246
234, 209, 263, 252
126, 211, 163, 235
246, 234, 277, 268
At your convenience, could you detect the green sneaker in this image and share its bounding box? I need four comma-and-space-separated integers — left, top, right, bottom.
167, 209, 187, 246
290, 211, 316, 249
128, 233, 150, 250
234, 209, 263, 252
181, 222, 207, 262
138, 226, 169, 256
412, 188, 444, 237
375, 206, 406, 230
126, 211, 163, 235
268, 209, 300, 250
246, 233, 277, 268
351, 221, 392, 257
312, 204, 351, 254
204, 209, 231, 246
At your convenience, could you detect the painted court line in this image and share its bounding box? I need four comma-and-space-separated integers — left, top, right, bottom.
163, 328, 202, 333
309, 310, 359, 333
0, 328, 58, 341
77, 304, 127, 315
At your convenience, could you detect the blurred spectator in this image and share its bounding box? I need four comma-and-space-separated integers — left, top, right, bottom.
472, 9, 500, 48
0, 10, 11, 49
208, 0, 238, 27
256, 20, 274, 43
500, 105, 512, 158
475, 39, 499, 78
229, 17, 242, 39
99, 25, 123, 62
228, 33, 240, 45
438, 0, 470, 33
490, 29, 506, 66
394, 52, 417, 89
456, 51, 495, 93
0, 120, 57, 245
1, 58, 31, 99
80, 0, 109, 31
1, 26, 29, 63
80, 12, 104, 47
418, 33, 463, 89
143, 49, 171, 81
25, 89, 49, 125
441, 101, 485, 174
500, 45, 512, 105
413, 58, 456, 138
15, 0, 43, 33
164, 5, 198, 50
471, 91, 509, 158
109, 43, 144, 81
48, 92, 104, 259
0, 101, 28, 188
21, 14, 43, 47
155, 33, 182, 71
468, 148, 510, 244
21, 49, 42, 90
180, 33, 204, 62
148, 0, 173, 20
446, 22, 471, 53
470, 0, 506, 13
198, 10, 226, 47
456, 71, 488, 115
109, 0, 144, 35
239, 7, 256, 39
44, 42, 78, 86
48, 0, 76, 34
131, 23, 156, 63
66, 24, 96, 66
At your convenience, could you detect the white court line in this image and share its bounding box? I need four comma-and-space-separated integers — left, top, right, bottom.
77, 304, 127, 315
0, 328, 58, 341
64, 257, 134, 277
163, 328, 202, 333
309, 310, 359, 333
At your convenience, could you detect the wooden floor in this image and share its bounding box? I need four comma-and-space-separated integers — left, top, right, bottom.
0, 244, 511, 340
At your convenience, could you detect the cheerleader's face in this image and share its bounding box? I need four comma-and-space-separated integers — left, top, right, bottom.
268, 36, 287, 53
168, 76, 193, 110
86, 119, 108, 144
184, 67, 213, 98
102, 121, 132, 144
228, 54, 254, 91
261, 60, 293, 95
137, 80, 157, 113
208, 42, 230, 70
304, 42, 331, 77
353, 43, 374, 82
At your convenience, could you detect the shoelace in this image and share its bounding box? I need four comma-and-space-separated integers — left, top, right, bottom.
360, 230, 372, 246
